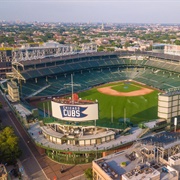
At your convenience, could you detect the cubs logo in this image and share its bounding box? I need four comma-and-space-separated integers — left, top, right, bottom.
60, 106, 87, 118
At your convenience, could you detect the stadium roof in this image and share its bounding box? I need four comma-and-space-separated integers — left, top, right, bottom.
8, 51, 180, 81
15, 51, 180, 67
14, 51, 118, 66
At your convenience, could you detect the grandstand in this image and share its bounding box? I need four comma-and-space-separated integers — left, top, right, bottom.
5, 51, 179, 99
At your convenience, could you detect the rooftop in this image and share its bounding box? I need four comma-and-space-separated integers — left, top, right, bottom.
169, 152, 180, 162
0, 164, 7, 179
122, 165, 160, 180
13, 104, 32, 117
94, 140, 179, 180
19, 41, 70, 51
94, 144, 163, 180
28, 122, 142, 152
140, 131, 180, 149
94, 142, 146, 178
160, 89, 180, 96
160, 166, 178, 180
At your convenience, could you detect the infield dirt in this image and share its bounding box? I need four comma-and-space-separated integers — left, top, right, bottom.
97, 84, 154, 97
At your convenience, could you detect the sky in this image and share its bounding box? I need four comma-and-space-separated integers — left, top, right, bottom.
0, 0, 180, 23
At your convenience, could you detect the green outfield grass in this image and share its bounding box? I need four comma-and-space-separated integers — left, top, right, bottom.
37, 82, 159, 128
78, 82, 159, 125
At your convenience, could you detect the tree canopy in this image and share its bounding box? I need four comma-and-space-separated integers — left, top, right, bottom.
174, 40, 180, 45
84, 168, 93, 180
0, 127, 22, 164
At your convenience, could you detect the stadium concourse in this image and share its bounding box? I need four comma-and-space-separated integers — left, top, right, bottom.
2, 51, 180, 164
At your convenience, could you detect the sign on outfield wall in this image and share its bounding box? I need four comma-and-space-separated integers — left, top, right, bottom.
51, 101, 99, 121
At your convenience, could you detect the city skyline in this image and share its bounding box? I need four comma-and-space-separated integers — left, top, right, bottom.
1, 0, 180, 23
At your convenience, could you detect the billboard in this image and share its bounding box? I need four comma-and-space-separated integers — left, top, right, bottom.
51, 101, 98, 121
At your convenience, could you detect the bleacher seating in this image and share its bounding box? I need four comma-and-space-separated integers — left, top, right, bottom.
26, 70, 42, 78
38, 68, 53, 76
48, 66, 62, 74
16, 54, 180, 98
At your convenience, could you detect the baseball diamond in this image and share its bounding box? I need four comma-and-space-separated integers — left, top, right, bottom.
97, 82, 154, 96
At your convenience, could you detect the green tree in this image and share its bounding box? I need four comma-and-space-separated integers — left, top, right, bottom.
80, 39, 90, 43
0, 127, 22, 164
0, 118, 2, 131
0, 103, 2, 129
146, 45, 152, 51
124, 41, 130, 48
174, 40, 180, 45
97, 46, 105, 52
84, 168, 93, 180
106, 47, 115, 52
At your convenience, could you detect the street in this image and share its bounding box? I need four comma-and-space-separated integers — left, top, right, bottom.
0, 93, 48, 179
0, 92, 90, 180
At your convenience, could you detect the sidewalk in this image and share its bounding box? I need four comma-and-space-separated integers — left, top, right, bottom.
17, 159, 29, 180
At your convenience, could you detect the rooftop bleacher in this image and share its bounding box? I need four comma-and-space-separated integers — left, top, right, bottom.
140, 131, 180, 148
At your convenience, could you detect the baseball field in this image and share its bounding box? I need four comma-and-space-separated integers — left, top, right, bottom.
78, 81, 159, 126
37, 81, 159, 128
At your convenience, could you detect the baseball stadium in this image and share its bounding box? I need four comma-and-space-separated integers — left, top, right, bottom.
3, 44, 180, 164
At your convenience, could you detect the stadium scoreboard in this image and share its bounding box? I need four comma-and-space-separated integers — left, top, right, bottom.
51, 101, 99, 121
